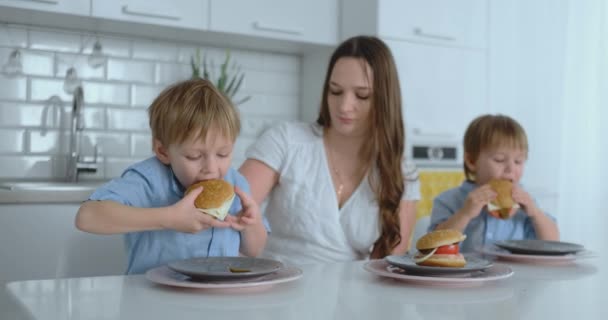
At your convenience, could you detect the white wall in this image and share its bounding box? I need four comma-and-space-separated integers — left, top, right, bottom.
0, 24, 301, 181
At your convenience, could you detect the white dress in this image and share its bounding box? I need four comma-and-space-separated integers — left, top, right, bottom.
246, 122, 421, 265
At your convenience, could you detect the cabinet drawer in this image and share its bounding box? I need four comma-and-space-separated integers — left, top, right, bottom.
0, 0, 89, 15
378, 0, 487, 49
91, 0, 208, 30
209, 0, 337, 45
388, 40, 487, 138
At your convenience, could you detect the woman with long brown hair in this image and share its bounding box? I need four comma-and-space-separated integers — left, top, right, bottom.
239, 35, 420, 264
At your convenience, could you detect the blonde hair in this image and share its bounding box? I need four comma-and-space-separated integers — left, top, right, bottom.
317, 36, 406, 258
148, 79, 240, 146
463, 114, 528, 181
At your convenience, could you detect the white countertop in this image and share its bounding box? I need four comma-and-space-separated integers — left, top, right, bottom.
0, 180, 104, 203
6, 255, 604, 320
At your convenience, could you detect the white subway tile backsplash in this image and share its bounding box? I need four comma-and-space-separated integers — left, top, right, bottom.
81, 36, 131, 58
0, 103, 45, 127
106, 108, 149, 131
263, 53, 300, 73
131, 84, 163, 108
104, 157, 138, 178
230, 50, 264, 70
30, 78, 72, 101
20, 50, 54, 76
0, 48, 52, 76
80, 132, 130, 157
239, 94, 299, 118
28, 130, 70, 154
0, 155, 54, 179
29, 30, 81, 53
0, 25, 300, 180
264, 73, 299, 95
132, 40, 178, 62
241, 118, 279, 138
0, 129, 25, 153
131, 134, 153, 157
155, 62, 190, 85
108, 59, 155, 84
0, 26, 27, 48
177, 45, 198, 64
82, 107, 107, 130
0, 76, 27, 100
85, 82, 130, 105
238, 70, 266, 93
56, 53, 105, 80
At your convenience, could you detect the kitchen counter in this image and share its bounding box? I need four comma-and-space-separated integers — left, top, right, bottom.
5, 256, 604, 320
0, 180, 105, 203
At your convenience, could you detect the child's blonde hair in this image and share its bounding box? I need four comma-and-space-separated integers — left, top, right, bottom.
148, 79, 240, 146
463, 114, 528, 181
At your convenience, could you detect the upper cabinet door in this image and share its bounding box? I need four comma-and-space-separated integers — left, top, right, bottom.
388, 40, 487, 139
209, 0, 338, 45
0, 0, 89, 15
91, 0, 209, 30
377, 0, 487, 49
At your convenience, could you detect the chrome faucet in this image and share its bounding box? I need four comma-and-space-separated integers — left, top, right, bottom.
66, 86, 98, 182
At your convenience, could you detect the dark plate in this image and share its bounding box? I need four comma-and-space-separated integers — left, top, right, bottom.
168, 257, 284, 281
385, 255, 493, 275
493, 240, 585, 255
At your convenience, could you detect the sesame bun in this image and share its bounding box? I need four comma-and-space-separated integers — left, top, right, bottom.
488, 179, 519, 219
185, 179, 234, 220
416, 229, 467, 250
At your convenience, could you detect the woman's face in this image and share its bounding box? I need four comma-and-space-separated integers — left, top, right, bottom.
327, 57, 373, 137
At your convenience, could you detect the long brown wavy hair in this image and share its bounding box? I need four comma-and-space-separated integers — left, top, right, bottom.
316, 36, 405, 258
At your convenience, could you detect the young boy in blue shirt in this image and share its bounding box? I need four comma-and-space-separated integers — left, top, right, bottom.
76, 79, 268, 274
429, 114, 559, 252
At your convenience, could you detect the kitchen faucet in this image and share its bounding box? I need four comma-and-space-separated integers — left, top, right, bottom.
66, 86, 98, 182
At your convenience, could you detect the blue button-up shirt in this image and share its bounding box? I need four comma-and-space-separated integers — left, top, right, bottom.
89, 157, 268, 274
429, 180, 556, 252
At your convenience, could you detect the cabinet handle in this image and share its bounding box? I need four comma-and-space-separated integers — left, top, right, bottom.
15, 0, 59, 4
252, 21, 302, 36
412, 27, 454, 42
121, 5, 180, 21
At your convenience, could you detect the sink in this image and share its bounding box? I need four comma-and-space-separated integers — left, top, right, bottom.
0, 181, 105, 192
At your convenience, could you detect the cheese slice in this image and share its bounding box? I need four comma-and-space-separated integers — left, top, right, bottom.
487, 202, 520, 211
198, 193, 235, 221
413, 247, 438, 264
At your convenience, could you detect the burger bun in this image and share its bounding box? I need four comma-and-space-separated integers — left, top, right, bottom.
185, 179, 234, 221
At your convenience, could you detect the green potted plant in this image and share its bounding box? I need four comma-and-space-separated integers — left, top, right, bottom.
191, 48, 251, 105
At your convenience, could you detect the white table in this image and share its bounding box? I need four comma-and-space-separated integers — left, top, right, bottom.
6, 256, 604, 320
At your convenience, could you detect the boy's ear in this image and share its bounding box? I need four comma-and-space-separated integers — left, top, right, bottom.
464, 152, 476, 173
153, 139, 171, 165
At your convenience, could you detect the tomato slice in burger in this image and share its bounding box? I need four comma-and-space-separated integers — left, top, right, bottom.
434, 244, 460, 255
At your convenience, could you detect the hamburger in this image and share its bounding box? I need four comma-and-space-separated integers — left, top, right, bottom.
413, 229, 467, 267
487, 179, 520, 219
185, 179, 235, 221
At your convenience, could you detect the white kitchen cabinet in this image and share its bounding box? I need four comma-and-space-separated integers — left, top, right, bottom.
342, 0, 487, 50
341, 0, 489, 140
388, 40, 487, 139
209, 0, 338, 45
0, 203, 125, 319
377, 0, 487, 49
91, 0, 209, 30
0, 0, 89, 15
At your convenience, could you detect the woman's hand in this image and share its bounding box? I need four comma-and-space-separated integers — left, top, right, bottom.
165, 186, 231, 233
227, 187, 261, 231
